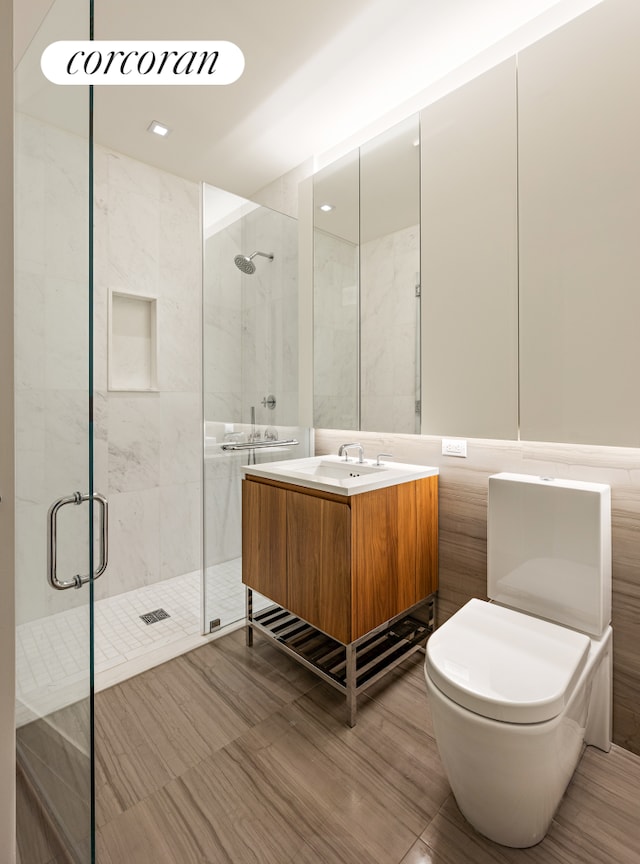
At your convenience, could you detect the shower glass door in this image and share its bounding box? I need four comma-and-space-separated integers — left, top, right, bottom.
14, 0, 96, 860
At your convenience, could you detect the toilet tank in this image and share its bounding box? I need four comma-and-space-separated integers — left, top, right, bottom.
487, 473, 611, 637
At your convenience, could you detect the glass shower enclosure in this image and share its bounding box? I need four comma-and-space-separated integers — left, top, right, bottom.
202, 185, 310, 633
14, 0, 98, 860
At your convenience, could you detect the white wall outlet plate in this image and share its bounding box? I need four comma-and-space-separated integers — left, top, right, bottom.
442, 438, 467, 457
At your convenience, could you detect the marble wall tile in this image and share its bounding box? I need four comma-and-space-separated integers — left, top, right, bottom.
203, 309, 242, 405
106, 188, 160, 297
92, 163, 110, 395
203, 455, 243, 566
44, 133, 88, 285
204, 392, 241, 424
14, 269, 45, 391
44, 276, 89, 393
155, 294, 201, 393
14, 115, 91, 624
159, 482, 202, 582
95, 489, 161, 599
313, 224, 419, 432
204, 200, 298, 430
14, 116, 46, 270
315, 428, 640, 757
15, 127, 203, 622
313, 231, 359, 430
93, 390, 109, 497
93, 146, 202, 598
107, 394, 161, 495
360, 224, 419, 434
158, 392, 202, 487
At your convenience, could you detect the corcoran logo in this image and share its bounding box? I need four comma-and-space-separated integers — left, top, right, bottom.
41, 40, 244, 85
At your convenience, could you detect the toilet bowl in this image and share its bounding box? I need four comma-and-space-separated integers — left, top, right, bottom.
424, 473, 612, 848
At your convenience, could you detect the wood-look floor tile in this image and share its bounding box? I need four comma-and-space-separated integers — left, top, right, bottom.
96, 801, 179, 864
360, 651, 436, 734
196, 626, 320, 696
419, 747, 640, 864
175, 643, 313, 727
221, 698, 425, 862
419, 797, 524, 864
98, 744, 312, 864
16, 768, 59, 864
95, 627, 318, 829
96, 625, 640, 864
94, 685, 178, 827
296, 681, 450, 833
17, 744, 90, 852
17, 713, 91, 806
399, 837, 439, 863
553, 746, 640, 863
99, 688, 427, 864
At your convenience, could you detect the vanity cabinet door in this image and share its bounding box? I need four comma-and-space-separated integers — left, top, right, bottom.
350, 477, 438, 639
518, 0, 640, 446
286, 490, 352, 644
351, 485, 405, 639
241, 479, 287, 607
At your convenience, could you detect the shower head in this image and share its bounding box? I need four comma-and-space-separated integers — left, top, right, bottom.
233, 250, 274, 275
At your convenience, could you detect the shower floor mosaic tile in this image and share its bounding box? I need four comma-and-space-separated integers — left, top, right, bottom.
16, 559, 267, 725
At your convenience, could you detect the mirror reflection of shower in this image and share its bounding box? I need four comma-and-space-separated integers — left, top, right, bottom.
233, 250, 274, 275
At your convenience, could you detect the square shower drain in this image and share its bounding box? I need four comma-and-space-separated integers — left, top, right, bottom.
140, 608, 171, 625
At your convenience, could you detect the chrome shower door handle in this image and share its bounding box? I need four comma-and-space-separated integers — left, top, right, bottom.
47, 492, 109, 590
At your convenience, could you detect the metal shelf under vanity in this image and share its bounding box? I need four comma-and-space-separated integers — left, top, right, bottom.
246, 588, 435, 727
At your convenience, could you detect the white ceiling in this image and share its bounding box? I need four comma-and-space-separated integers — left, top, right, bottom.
15, 0, 603, 199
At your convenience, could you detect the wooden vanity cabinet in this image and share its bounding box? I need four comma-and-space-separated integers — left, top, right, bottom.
286, 491, 352, 643
242, 474, 438, 644
241, 478, 288, 607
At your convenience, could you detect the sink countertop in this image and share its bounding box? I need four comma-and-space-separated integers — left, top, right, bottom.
241, 454, 438, 496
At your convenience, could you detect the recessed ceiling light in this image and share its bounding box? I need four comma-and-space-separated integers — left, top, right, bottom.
319, 203, 334, 212
147, 120, 171, 137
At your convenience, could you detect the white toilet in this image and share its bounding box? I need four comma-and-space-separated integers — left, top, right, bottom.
424, 472, 613, 848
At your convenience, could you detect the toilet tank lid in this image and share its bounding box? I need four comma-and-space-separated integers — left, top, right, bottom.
489, 472, 610, 494
425, 599, 591, 724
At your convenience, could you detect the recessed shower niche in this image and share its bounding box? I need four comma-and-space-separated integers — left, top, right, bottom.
108, 290, 158, 391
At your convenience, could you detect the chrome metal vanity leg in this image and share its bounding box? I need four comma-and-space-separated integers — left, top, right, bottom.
346, 643, 357, 727
245, 586, 254, 647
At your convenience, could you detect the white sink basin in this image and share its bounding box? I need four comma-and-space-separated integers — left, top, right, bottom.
301, 459, 386, 480
241, 454, 438, 496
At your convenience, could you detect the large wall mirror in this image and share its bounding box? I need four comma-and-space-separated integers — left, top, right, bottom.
313, 151, 359, 430
311, 2, 640, 449
313, 115, 421, 433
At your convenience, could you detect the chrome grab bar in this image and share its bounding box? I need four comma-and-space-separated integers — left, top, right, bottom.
47, 492, 109, 590
221, 438, 299, 452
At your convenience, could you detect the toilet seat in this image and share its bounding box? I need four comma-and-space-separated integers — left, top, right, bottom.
426, 599, 591, 724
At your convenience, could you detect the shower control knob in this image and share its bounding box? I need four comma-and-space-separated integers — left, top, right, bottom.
261, 394, 276, 409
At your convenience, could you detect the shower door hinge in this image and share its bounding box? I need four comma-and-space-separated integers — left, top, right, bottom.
209, 618, 221, 633
415, 400, 421, 416
415, 283, 421, 297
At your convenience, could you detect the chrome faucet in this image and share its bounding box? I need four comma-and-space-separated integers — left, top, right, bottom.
376, 453, 393, 466
338, 442, 364, 463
